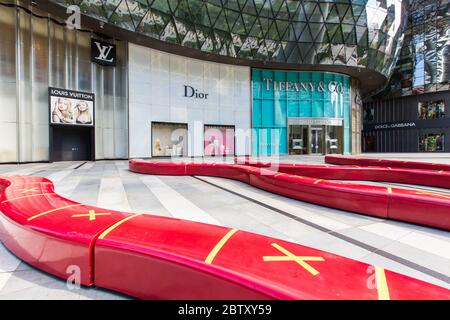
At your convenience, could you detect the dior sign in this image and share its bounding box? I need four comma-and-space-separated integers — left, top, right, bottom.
263, 78, 344, 94
184, 85, 208, 99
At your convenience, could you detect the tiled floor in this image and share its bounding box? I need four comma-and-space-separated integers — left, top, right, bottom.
1, 155, 450, 299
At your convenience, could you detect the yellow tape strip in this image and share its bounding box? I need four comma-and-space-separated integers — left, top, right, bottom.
11, 182, 52, 187
27, 204, 83, 221
314, 179, 323, 184
98, 214, 142, 240
375, 266, 390, 300
387, 187, 392, 194
416, 191, 450, 199
204, 228, 238, 264
1, 193, 55, 204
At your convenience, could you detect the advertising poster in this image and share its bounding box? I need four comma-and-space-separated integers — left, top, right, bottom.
49, 87, 95, 126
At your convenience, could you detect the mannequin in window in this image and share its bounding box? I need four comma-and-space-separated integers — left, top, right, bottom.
172, 135, 184, 156
154, 138, 163, 156
207, 136, 220, 156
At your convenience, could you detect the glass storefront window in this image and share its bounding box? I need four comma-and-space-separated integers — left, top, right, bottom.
152, 122, 188, 157
418, 100, 445, 119
310, 126, 324, 154
326, 126, 343, 154
204, 125, 235, 156
363, 106, 375, 122
288, 125, 308, 155
363, 134, 376, 152
288, 125, 343, 155
418, 133, 445, 151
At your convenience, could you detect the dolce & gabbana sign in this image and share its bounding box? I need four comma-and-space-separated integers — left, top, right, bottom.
364, 118, 450, 131
263, 78, 344, 94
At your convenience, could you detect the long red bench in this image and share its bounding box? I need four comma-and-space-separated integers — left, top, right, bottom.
325, 155, 450, 171
235, 157, 450, 189
0, 175, 130, 285
130, 160, 450, 231
1, 174, 449, 299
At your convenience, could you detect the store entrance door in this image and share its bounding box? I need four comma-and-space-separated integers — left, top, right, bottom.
310, 127, 324, 154
50, 126, 94, 161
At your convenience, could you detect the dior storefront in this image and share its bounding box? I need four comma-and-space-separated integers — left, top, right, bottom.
128, 43, 252, 158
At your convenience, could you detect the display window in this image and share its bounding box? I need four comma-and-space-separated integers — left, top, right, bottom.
418, 133, 445, 152
288, 125, 308, 155
288, 125, 343, 155
418, 100, 445, 119
204, 125, 235, 156
152, 122, 188, 157
363, 134, 376, 152
363, 106, 375, 122
325, 126, 343, 154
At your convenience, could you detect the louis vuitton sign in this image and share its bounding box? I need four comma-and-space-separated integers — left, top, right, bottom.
91, 39, 116, 66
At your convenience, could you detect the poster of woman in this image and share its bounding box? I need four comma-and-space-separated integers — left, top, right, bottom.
49, 87, 95, 126
74, 101, 93, 124
51, 97, 74, 124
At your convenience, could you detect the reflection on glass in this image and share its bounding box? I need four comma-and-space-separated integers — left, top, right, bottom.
363, 106, 375, 122
50, 0, 406, 79
418, 133, 445, 152
310, 126, 324, 154
386, 0, 450, 96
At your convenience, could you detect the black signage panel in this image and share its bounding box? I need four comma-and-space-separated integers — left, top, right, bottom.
49, 87, 95, 126
91, 39, 116, 66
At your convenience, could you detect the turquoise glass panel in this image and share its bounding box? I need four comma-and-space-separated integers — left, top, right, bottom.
287, 99, 299, 117
252, 69, 351, 155
274, 99, 287, 127
312, 100, 324, 118
252, 99, 262, 127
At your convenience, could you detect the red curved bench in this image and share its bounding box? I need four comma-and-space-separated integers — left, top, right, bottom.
325, 155, 450, 171
130, 160, 450, 231
1, 174, 449, 299
235, 157, 450, 189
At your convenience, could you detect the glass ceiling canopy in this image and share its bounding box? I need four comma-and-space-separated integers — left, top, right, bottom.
50, 0, 407, 81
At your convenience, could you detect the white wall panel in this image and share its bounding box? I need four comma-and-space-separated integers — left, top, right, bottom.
0, 123, 17, 163
129, 43, 251, 157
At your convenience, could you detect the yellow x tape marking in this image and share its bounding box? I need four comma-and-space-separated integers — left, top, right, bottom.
72, 210, 111, 221
263, 243, 325, 276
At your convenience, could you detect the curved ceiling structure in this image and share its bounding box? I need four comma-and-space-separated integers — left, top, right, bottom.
44, 0, 408, 95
